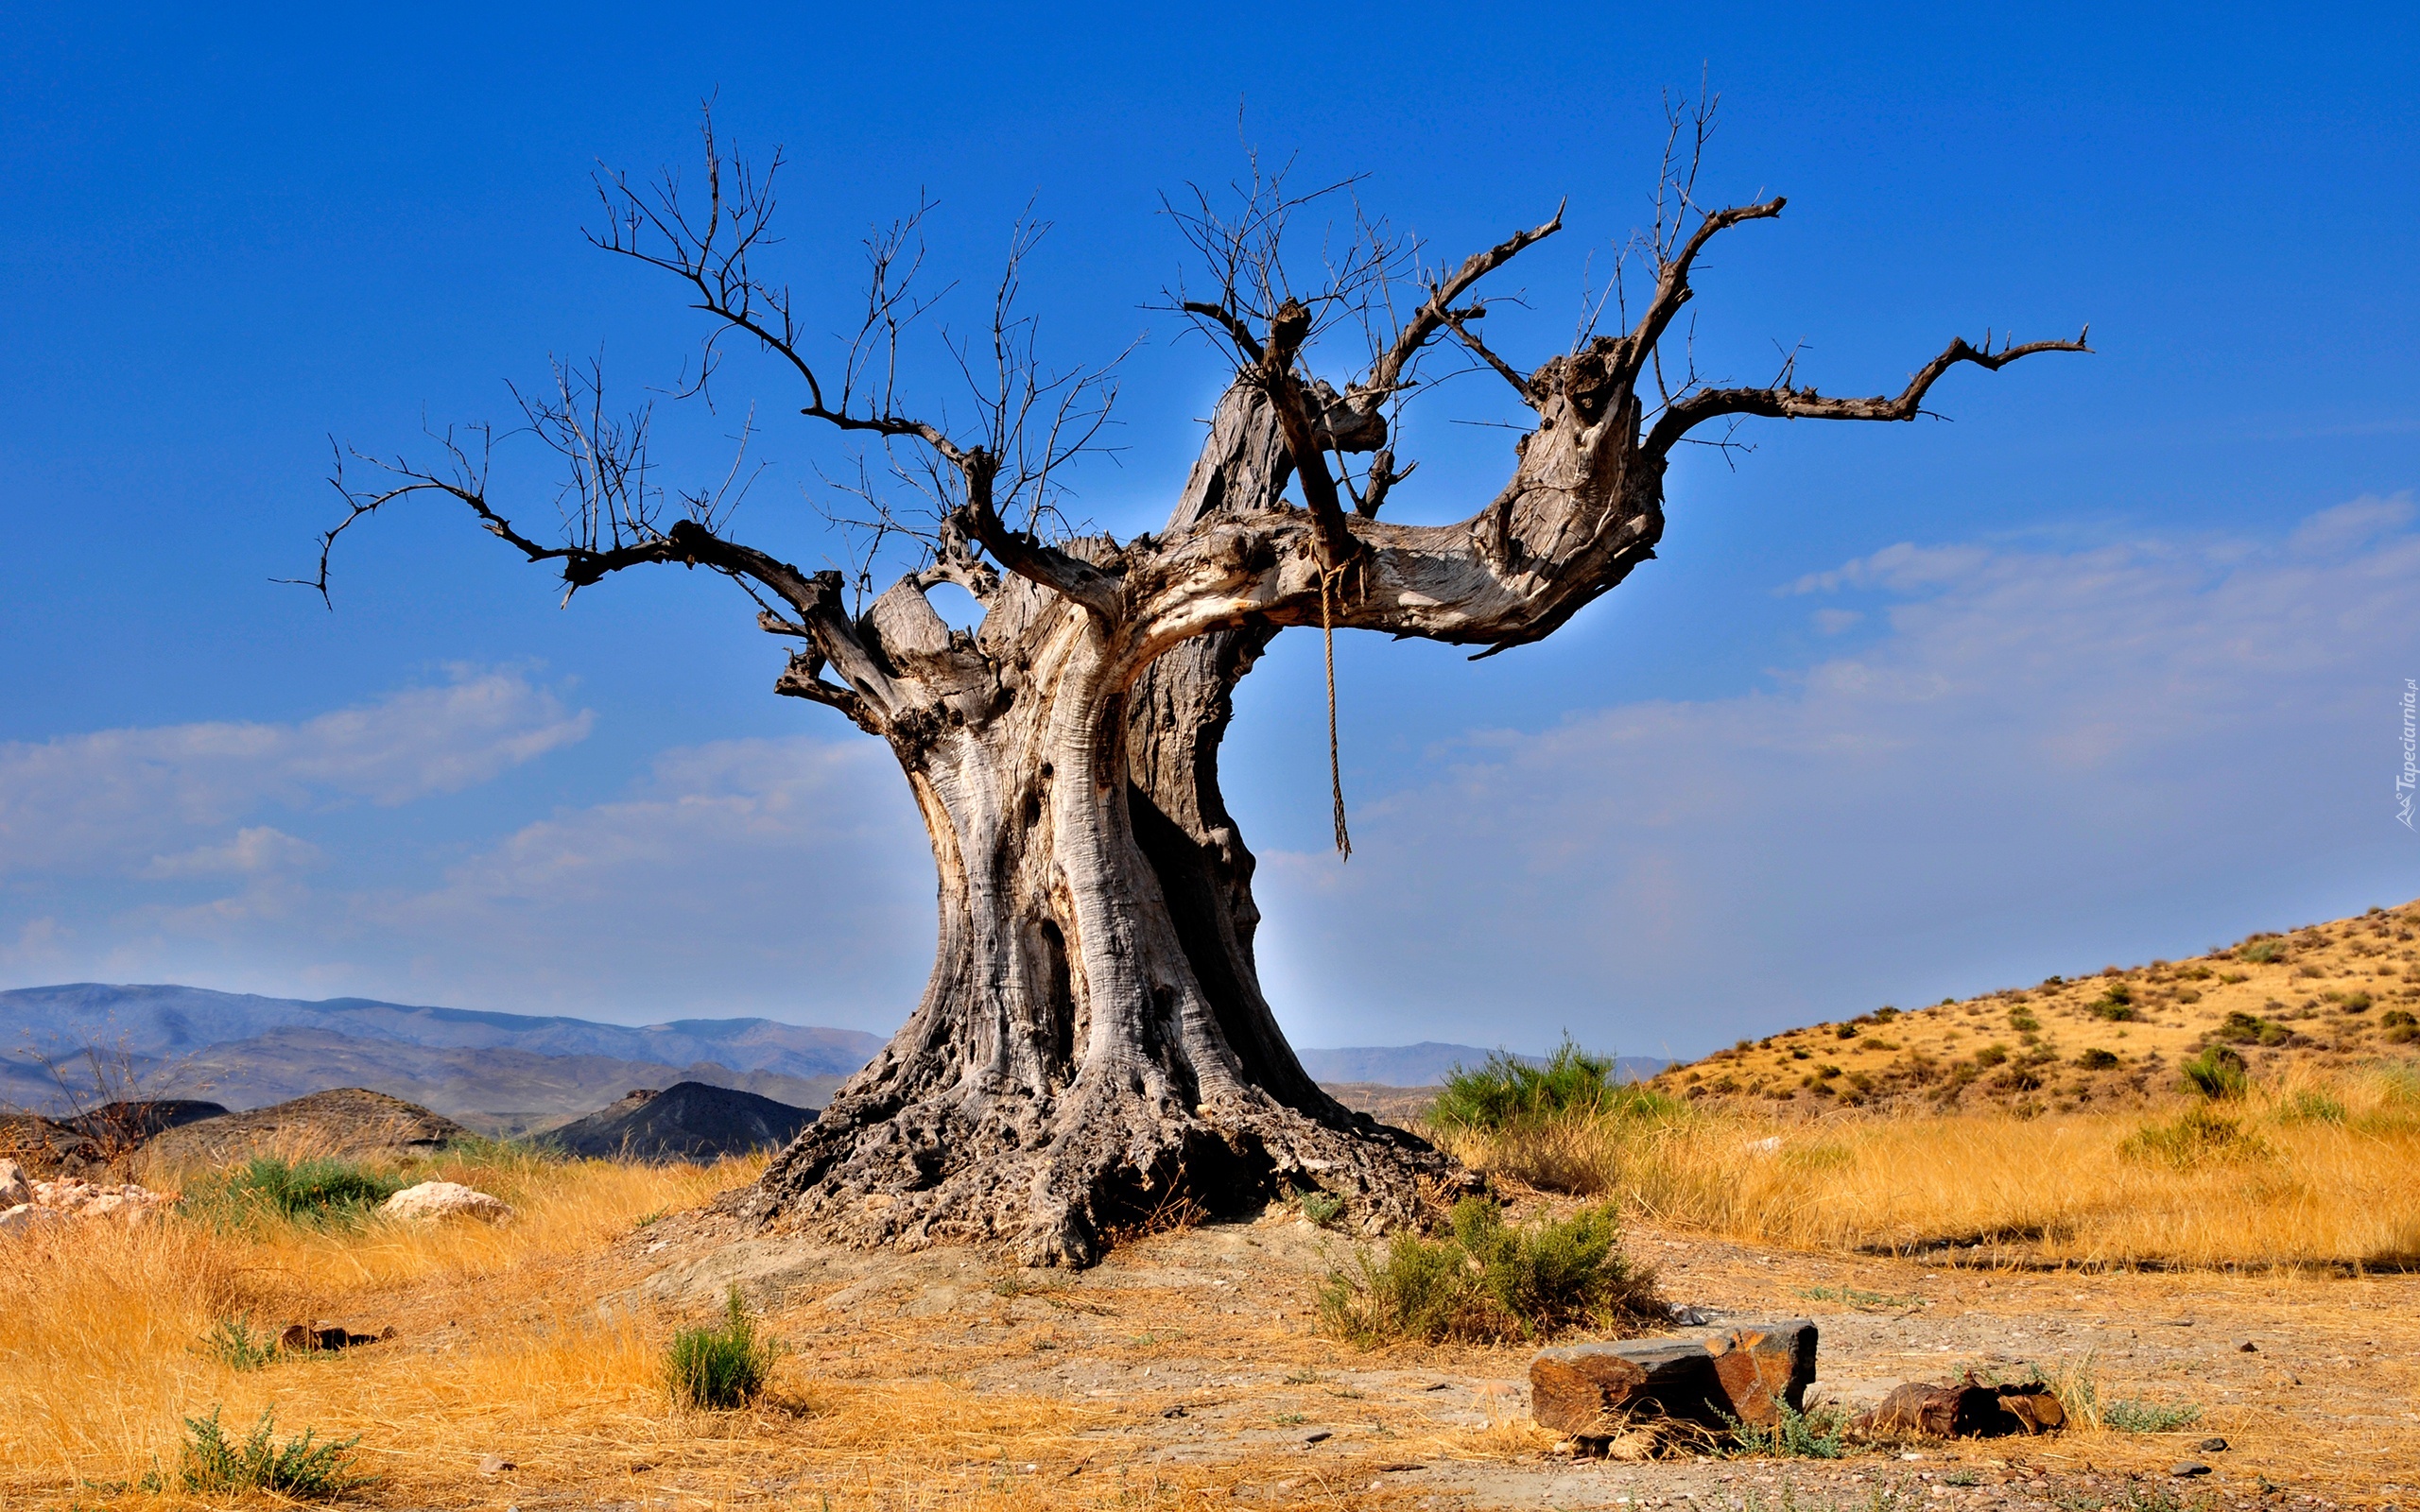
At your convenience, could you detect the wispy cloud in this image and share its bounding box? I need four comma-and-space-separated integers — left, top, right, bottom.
1253, 496, 2420, 1056
0, 667, 592, 876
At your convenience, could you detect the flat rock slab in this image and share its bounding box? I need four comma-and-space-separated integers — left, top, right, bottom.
1530, 1319, 1816, 1436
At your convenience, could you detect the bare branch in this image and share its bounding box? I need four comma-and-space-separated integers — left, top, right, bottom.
1364, 205, 1564, 400
1644, 329, 2093, 458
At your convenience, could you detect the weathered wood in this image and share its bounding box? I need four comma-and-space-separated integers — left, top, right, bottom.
1530, 1320, 1817, 1435
1856, 1374, 2067, 1438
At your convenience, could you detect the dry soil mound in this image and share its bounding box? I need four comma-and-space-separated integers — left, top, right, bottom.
146, 1087, 466, 1166
64, 1099, 229, 1146
544, 1081, 814, 1162
1658, 898, 2420, 1115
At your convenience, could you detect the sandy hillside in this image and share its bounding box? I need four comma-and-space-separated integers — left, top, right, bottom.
1654, 900, 2420, 1115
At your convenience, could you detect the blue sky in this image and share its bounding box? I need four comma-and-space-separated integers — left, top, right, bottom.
2, 5, 2414, 1058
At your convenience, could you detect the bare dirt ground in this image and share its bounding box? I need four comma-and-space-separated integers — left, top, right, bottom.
395, 1196, 2418, 1512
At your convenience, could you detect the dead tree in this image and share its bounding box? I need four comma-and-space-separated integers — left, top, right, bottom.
308, 112, 2083, 1264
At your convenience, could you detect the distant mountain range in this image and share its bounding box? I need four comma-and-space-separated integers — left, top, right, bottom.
0, 983, 1662, 1130
1292, 1042, 1668, 1087
0, 983, 884, 1132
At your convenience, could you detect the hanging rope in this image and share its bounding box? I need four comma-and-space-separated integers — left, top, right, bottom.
1321, 563, 1352, 860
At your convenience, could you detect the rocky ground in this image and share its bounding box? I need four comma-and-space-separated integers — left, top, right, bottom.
583, 1200, 2417, 1512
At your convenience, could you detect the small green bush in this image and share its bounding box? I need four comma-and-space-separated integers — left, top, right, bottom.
2236, 939, 2287, 964
665, 1286, 776, 1409
2008, 1007, 2041, 1033
1296, 1188, 1344, 1227
202, 1315, 277, 1372
1431, 1038, 1672, 1131
2120, 1104, 2265, 1170
1317, 1198, 1662, 1346
202, 1157, 401, 1224
2216, 1011, 2288, 1046
1972, 1043, 2011, 1068
2075, 1047, 2122, 1070
173, 1407, 371, 1499
1723, 1400, 1848, 1458
2180, 1045, 2250, 1098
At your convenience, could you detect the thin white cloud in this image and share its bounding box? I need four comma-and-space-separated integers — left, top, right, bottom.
143, 827, 322, 879
0, 667, 592, 876
1254, 496, 2420, 1056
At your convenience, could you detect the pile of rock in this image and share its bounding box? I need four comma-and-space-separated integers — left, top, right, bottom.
0, 1159, 176, 1233
1530, 1317, 2074, 1454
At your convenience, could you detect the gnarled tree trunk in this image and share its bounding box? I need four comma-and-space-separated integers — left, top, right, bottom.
730, 385, 1443, 1265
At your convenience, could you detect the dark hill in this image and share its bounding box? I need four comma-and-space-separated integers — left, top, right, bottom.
65, 1099, 228, 1145
544, 1082, 816, 1162
146, 1088, 467, 1167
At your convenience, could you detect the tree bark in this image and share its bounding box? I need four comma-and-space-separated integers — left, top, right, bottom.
732, 385, 1444, 1265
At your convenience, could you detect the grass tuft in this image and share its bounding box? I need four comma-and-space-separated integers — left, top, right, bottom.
2179, 1045, 2250, 1099
1431, 1037, 1672, 1132
193, 1156, 402, 1227
1723, 1400, 1850, 1458
173, 1406, 371, 1499
200, 1314, 277, 1372
2102, 1397, 2205, 1433
2119, 1104, 2267, 1171
1317, 1197, 1661, 1346
665, 1285, 777, 1410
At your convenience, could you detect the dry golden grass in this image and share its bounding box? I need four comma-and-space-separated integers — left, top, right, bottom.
0, 1144, 754, 1505
1438, 1062, 2420, 1268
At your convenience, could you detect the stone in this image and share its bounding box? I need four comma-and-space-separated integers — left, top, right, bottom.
479, 1454, 515, 1476
1855, 1373, 2066, 1439
0, 1203, 64, 1235
2200, 1436, 2230, 1452
0, 1160, 28, 1209
279, 1322, 395, 1352
382, 1180, 513, 1223
1530, 1320, 1817, 1436
2172, 1462, 2212, 1477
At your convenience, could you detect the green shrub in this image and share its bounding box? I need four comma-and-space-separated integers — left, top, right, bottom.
201, 1157, 400, 1224
1296, 1188, 1344, 1227
2008, 1007, 2041, 1033
2075, 1048, 2122, 1070
1431, 1038, 1671, 1131
201, 1315, 277, 1372
173, 1407, 371, 1499
1972, 1043, 2010, 1069
2180, 1045, 2250, 1098
1723, 1400, 1848, 1459
2120, 1105, 2265, 1171
665, 1286, 776, 1409
2236, 939, 2287, 964
2216, 1011, 2288, 1046
1317, 1198, 1662, 1346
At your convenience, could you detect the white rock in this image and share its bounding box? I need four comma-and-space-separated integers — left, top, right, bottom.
0, 1160, 28, 1208
382, 1180, 513, 1223
0, 1203, 63, 1235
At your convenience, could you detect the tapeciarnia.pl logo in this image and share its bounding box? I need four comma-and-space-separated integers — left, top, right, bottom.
2400, 679, 2417, 831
